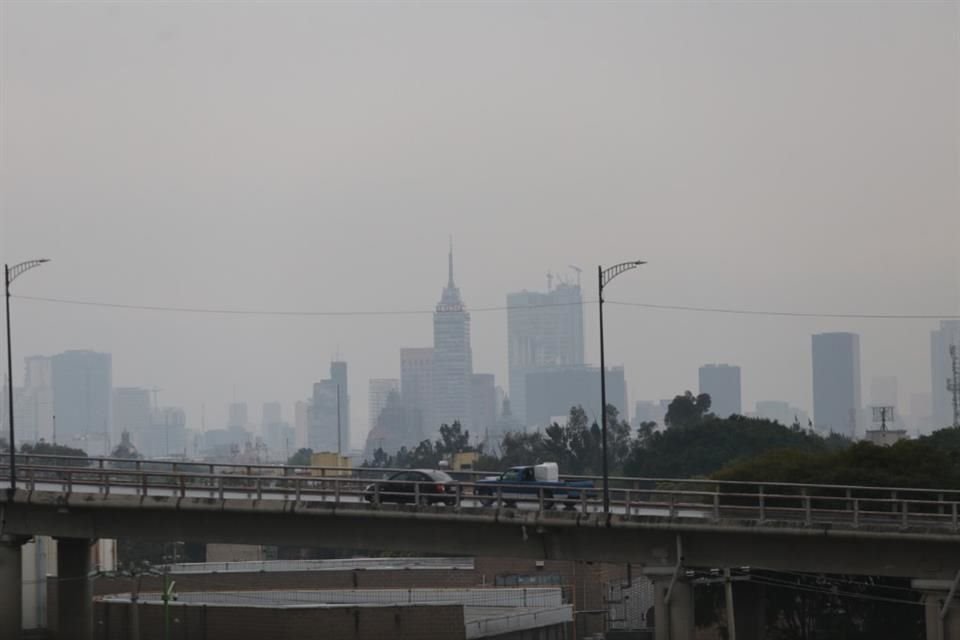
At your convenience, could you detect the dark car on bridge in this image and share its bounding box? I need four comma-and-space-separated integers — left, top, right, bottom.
363, 469, 458, 506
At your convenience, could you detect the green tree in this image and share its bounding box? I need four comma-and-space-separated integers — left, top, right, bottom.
287, 448, 313, 466
664, 391, 712, 428
624, 415, 835, 478
20, 440, 89, 467
436, 421, 472, 457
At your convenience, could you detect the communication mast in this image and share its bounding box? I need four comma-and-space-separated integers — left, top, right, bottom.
949, 345, 960, 429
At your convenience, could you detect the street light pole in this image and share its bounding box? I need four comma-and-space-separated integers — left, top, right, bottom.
598, 260, 645, 516
5, 259, 50, 493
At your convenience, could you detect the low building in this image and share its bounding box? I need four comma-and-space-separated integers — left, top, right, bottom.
96, 587, 571, 640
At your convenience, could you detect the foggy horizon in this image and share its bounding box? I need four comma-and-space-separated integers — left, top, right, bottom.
2, 1, 958, 446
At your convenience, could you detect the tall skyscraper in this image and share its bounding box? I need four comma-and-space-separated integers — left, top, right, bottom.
507, 278, 584, 426
368, 378, 400, 432
812, 332, 861, 437
308, 361, 351, 453
698, 364, 742, 418
24, 356, 53, 443
432, 243, 472, 434
400, 347, 433, 444
931, 321, 960, 429
51, 350, 113, 446
330, 360, 350, 443
470, 373, 496, 436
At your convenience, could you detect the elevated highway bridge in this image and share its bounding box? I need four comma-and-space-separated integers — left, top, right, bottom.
2, 454, 960, 640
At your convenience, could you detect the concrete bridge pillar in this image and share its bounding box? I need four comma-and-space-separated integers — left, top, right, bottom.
653, 575, 695, 640
56, 537, 93, 640
0, 535, 27, 640
924, 592, 960, 640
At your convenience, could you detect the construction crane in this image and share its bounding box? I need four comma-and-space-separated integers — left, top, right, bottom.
568, 265, 582, 288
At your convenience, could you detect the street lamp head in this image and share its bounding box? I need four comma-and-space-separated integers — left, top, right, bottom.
633, 260, 647, 266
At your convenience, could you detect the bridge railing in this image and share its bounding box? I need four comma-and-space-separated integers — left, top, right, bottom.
2, 455, 960, 533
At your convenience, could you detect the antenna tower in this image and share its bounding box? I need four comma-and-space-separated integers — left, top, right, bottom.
949, 345, 960, 429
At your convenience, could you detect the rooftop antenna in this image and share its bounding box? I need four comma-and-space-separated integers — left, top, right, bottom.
568, 265, 582, 288
871, 406, 895, 432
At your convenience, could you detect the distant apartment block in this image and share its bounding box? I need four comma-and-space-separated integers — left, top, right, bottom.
812, 332, 861, 437
633, 399, 671, 427
401, 347, 433, 443
698, 364, 742, 417
507, 278, 584, 426
51, 350, 113, 447
112, 387, 152, 450
470, 373, 496, 436
754, 401, 809, 429
524, 365, 627, 430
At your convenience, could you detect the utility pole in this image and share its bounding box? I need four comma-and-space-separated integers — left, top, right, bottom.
949, 345, 960, 429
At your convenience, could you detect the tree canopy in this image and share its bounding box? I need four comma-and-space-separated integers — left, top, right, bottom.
623, 415, 841, 479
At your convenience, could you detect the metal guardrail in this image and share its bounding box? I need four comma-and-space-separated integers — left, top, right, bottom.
2, 453, 960, 533
159, 557, 476, 574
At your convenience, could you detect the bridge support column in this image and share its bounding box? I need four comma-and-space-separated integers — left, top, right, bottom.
924, 593, 960, 640
653, 575, 694, 640
56, 537, 93, 640
0, 535, 27, 640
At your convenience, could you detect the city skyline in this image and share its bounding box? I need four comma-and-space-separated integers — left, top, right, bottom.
1, 1, 957, 446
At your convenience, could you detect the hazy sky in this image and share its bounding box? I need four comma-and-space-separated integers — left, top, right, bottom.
2, 1, 958, 444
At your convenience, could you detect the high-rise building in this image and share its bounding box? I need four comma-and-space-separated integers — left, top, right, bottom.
227, 403, 248, 429
261, 402, 283, 428
754, 401, 809, 428
368, 379, 400, 433
401, 348, 433, 441
308, 361, 351, 453
294, 400, 309, 450
23, 356, 53, 443
507, 279, 584, 426
698, 364, 742, 418
432, 244, 472, 435
524, 365, 627, 430
470, 373, 496, 436
362, 390, 421, 459
931, 321, 960, 430
909, 392, 933, 435
812, 332, 861, 437
145, 407, 187, 458
633, 400, 670, 427
330, 361, 350, 443
112, 387, 151, 448
51, 350, 113, 446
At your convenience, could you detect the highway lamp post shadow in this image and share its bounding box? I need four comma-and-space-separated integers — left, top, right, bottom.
5, 259, 50, 493
598, 260, 645, 516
